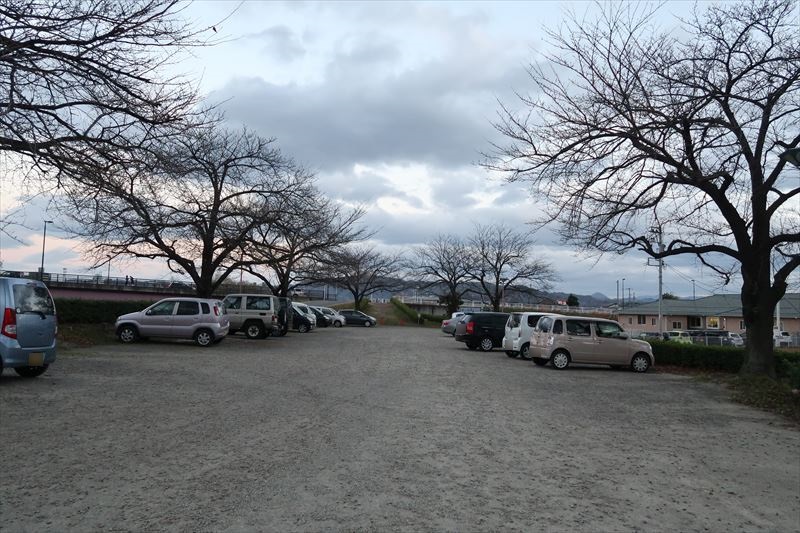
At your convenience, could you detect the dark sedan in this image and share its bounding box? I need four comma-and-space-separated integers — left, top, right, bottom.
339, 310, 377, 327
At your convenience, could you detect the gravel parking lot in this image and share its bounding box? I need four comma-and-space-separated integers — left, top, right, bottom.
1, 326, 798, 532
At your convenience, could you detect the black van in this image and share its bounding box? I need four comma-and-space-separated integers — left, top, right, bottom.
454, 312, 510, 352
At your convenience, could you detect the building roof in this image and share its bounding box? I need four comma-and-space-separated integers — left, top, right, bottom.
619, 293, 800, 318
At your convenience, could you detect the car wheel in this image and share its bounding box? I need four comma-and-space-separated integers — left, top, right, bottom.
118, 325, 138, 343
551, 350, 570, 370
245, 322, 264, 339
364, 320, 372, 328
466, 343, 478, 351
532, 357, 547, 367
505, 351, 517, 358
631, 353, 651, 373
298, 323, 309, 333
14, 365, 49, 378
519, 343, 531, 360
277, 327, 288, 337
194, 329, 214, 347
479, 337, 494, 352
333, 320, 342, 328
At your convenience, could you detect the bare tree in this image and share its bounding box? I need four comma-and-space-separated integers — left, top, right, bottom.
466, 223, 556, 311
0, 1, 210, 181
244, 197, 371, 297
59, 122, 306, 297
484, 0, 799, 377
409, 235, 473, 314
317, 246, 402, 311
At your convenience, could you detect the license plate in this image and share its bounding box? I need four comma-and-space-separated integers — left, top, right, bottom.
28, 352, 44, 366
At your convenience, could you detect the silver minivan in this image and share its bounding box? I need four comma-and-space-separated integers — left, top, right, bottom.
529, 315, 654, 372
115, 298, 229, 347
0, 277, 58, 378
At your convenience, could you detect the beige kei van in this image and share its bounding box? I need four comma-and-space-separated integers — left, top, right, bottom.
529, 315, 654, 372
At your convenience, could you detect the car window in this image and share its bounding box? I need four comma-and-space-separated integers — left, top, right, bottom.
537, 316, 552, 333
224, 296, 242, 310
201, 302, 210, 314
321, 308, 334, 315
595, 321, 623, 338
176, 301, 199, 316
553, 319, 563, 334
149, 301, 176, 316
12, 284, 55, 315
246, 296, 272, 311
509, 313, 522, 328
566, 319, 591, 336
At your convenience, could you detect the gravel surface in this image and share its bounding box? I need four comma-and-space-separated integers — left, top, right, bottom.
1, 326, 798, 532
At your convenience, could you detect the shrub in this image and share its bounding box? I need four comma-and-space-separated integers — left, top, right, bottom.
652, 340, 800, 383
390, 297, 419, 322
55, 298, 156, 324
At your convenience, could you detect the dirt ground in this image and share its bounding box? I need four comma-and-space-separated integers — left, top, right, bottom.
1, 326, 798, 532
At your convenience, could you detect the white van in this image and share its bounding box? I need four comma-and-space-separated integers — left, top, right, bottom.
502, 312, 549, 359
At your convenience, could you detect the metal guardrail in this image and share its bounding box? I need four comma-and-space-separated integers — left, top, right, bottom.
395, 295, 615, 315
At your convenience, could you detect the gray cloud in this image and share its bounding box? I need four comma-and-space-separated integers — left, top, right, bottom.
245, 25, 306, 62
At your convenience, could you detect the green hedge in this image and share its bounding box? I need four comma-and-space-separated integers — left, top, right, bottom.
652, 340, 800, 387
55, 298, 156, 324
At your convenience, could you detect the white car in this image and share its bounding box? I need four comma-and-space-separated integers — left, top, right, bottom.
313, 306, 346, 327
774, 330, 791, 347
502, 312, 552, 359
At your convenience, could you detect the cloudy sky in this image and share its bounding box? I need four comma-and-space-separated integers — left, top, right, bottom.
2, 0, 790, 300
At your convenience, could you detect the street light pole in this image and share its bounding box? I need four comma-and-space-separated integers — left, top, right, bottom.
40, 220, 54, 281
621, 278, 626, 310
691, 279, 696, 300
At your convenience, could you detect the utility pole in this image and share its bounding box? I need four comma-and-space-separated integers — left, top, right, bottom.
657, 226, 664, 335
621, 278, 626, 310
691, 279, 696, 300
616, 280, 619, 309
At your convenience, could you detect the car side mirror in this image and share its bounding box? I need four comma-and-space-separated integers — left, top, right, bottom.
617, 332, 629, 339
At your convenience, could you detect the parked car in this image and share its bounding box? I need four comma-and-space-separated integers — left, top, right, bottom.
638, 331, 667, 341
293, 303, 316, 328
529, 315, 654, 372
665, 330, 693, 344
115, 298, 229, 347
774, 330, 791, 347
501, 312, 549, 359
440, 312, 465, 336
308, 306, 330, 327
314, 306, 346, 327
291, 307, 314, 333
454, 312, 510, 351
688, 330, 744, 347
222, 294, 281, 339
339, 309, 377, 327
0, 277, 58, 378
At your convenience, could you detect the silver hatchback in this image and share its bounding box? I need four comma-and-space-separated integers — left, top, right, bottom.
115, 298, 229, 347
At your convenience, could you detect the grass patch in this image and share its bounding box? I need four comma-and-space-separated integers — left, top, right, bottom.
58, 323, 117, 349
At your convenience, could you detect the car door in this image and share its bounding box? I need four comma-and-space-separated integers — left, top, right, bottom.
172, 300, 201, 338
504, 314, 521, 350
140, 300, 176, 337
223, 295, 243, 328
593, 321, 629, 364
564, 318, 595, 363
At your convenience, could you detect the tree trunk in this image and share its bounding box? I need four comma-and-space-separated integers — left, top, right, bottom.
739, 263, 780, 378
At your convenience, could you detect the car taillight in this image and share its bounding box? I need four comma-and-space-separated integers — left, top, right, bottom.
213, 305, 220, 316
466, 321, 474, 335
2, 307, 17, 338
442, 320, 449, 327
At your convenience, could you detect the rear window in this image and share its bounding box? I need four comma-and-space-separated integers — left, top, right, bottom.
509, 313, 522, 327
537, 316, 553, 332
12, 284, 55, 315
527, 315, 542, 327
177, 301, 199, 315
201, 302, 210, 314
566, 320, 591, 336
